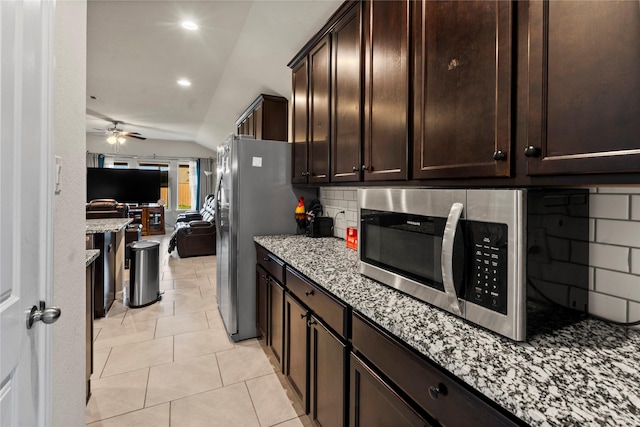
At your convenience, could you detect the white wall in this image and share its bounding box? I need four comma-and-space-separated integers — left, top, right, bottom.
53, 1, 87, 425
87, 134, 216, 159
321, 186, 640, 328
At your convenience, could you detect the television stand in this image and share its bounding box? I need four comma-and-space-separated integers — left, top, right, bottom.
128, 205, 165, 236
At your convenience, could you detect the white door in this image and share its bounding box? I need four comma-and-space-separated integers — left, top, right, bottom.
0, 0, 56, 425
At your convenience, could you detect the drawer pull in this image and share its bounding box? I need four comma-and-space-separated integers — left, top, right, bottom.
304, 290, 314, 297
263, 257, 269, 262
428, 383, 447, 400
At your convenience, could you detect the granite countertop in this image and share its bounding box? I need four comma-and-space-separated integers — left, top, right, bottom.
254, 234, 640, 427
86, 249, 100, 267
86, 218, 133, 234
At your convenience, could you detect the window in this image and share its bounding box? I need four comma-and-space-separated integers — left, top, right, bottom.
178, 164, 192, 210
139, 163, 169, 206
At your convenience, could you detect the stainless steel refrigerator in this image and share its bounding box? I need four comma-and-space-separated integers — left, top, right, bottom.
215, 135, 316, 341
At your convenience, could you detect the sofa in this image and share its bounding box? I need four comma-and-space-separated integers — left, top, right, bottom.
168, 194, 216, 258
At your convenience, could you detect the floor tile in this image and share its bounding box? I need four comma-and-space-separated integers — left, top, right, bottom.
162, 269, 198, 280
91, 347, 111, 380
174, 328, 234, 361
173, 276, 210, 289
145, 354, 223, 406
247, 373, 299, 426
93, 319, 157, 350
155, 311, 209, 338
272, 417, 311, 427
170, 382, 260, 427
87, 403, 170, 427
86, 368, 149, 424
159, 279, 174, 291
200, 287, 216, 300
158, 287, 202, 302
174, 296, 217, 316
122, 300, 174, 323
216, 339, 275, 386
101, 336, 174, 377
205, 309, 225, 329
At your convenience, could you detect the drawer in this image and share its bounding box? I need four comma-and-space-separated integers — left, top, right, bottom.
256, 244, 285, 284
286, 267, 348, 338
351, 311, 522, 427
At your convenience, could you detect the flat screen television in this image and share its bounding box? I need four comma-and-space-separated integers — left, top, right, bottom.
87, 168, 161, 203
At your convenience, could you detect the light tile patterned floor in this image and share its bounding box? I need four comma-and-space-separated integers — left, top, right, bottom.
86, 234, 310, 426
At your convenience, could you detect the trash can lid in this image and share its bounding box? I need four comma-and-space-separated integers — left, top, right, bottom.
129, 240, 160, 250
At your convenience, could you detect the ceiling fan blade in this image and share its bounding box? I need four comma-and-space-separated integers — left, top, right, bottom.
128, 135, 147, 140
123, 132, 142, 136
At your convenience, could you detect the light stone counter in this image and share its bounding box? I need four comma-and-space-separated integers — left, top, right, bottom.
255, 234, 640, 427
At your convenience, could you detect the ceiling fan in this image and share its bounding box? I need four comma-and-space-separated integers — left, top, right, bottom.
94, 121, 147, 144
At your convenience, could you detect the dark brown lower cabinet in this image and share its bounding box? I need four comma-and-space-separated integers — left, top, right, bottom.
350, 353, 430, 427
269, 277, 284, 369
309, 315, 348, 427
256, 265, 268, 339
86, 261, 95, 403
285, 293, 309, 412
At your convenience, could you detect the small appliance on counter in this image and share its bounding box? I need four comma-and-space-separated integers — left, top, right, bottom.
307, 216, 333, 238
358, 187, 590, 341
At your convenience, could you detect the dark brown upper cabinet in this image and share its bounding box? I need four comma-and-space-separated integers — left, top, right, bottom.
236, 94, 288, 142
331, 3, 362, 183
292, 59, 310, 184
526, 0, 640, 176
362, 0, 410, 181
308, 36, 332, 184
412, 0, 512, 180
291, 36, 331, 184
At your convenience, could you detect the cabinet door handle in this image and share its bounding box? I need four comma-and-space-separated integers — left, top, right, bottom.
361, 165, 368, 171
352, 166, 359, 172
304, 290, 314, 297
261, 274, 267, 280
428, 383, 447, 400
307, 319, 317, 327
300, 313, 307, 320
493, 150, 506, 161
263, 257, 269, 262
524, 146, 541, 158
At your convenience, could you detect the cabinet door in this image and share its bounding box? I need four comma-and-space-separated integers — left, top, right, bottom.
284, 293, 309, 411
362, 0, 409, 181
526, 1, 640, 175
292, 59, 309, 184
256, 265, 268, 340
309, 315, 347, 427
412, 0, 512, 179
331, 4, 362, 182
350, 353, 429, 427
309, 35, 331, 183
269, 277, 284, 371
254, 102, 263, 140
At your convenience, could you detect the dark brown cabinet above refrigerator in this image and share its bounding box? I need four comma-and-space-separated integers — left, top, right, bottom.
236, 94, 288, 142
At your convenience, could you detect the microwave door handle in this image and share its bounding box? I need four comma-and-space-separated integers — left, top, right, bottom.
441, 202, 464, 316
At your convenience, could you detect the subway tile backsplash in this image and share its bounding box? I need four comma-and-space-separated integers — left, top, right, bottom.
319, 186, 640, 328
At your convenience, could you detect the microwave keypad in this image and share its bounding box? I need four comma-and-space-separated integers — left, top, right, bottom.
468, 222, 508, 315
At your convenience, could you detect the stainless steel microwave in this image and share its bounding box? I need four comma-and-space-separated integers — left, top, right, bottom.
358, 188, 590, 341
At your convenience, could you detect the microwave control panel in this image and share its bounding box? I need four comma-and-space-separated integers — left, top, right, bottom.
467, 221, 508, 315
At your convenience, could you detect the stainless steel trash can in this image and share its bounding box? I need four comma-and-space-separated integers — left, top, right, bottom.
128, 240, 161, 308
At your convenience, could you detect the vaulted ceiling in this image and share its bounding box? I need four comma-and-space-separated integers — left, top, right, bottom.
86, 0, 342, 151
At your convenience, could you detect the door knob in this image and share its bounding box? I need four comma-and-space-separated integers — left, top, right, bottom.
26, 301, 61, 329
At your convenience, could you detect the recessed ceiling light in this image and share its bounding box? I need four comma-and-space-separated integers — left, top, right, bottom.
177, 79, 192, 87
181, 21, 198, 30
